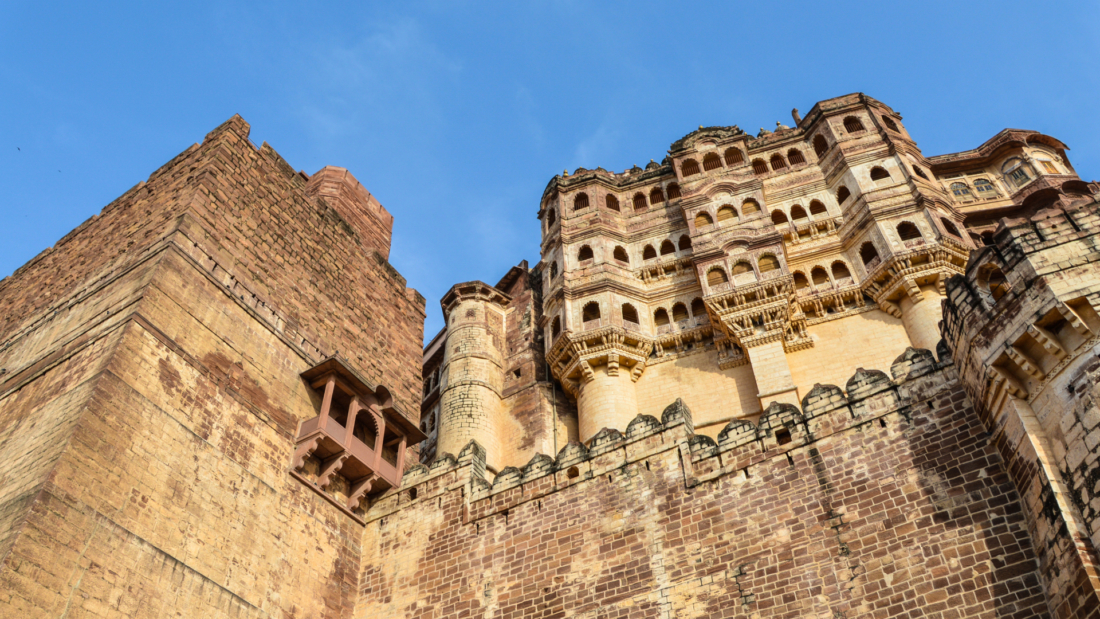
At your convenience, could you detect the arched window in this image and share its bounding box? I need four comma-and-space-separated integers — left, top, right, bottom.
690, 297, 705, 317
695, 212, 714, 228
622, 303, 639, 324
678, 235, 692, 250
654, 308, 671, 326
633, 193, 648, 211
606, 195, 620, 211
672, 303, 689, 322
613, 246, 629, 262
682, 159, 701, 177
660, 240, 676, 255
843, 116, 865, 133
667, 183, 681, 199
870, 167, 890, 181
752, 159, 769, 175
793, 272, 810, 290
547, 208, 557, 226
787, 149, 806, 165
742, 199, 761, 215
770, 154, 788, 171
811, 266, 829, 286
974, 178, 997, 195
831, 261, 851, 281
707, 267, 729, 286
979, 264, 1010, 302
940, 217, 961, 237
582, 302, 601, 322
980, 231, 994, 246
551, 316, 561, 339
574, 192, 590, 211
1038, 159, 1059, 174
897, 222, 922, 241
912, 165, 929, 180
809, 200, 827, 216
859, 242, 879, 266
717, 205, 738, 222
703, 153, 723, 171
732, 261, 753, 276
758, 254, 780, 273
549, 261, 559, 280
1003, 158, 1031, 187
836, 186, 851, 204
643, 245, 657, 260
771, 210, 789, 225
790, 205, 808, 220
882, 116, 900, 132
724, 148, 744, 166
951, 182, 971, 198
578, 245, 594, 261
813, 135, 828, 157
650, 187, 665, 205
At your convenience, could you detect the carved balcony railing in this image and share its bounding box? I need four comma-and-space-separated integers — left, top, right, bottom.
292, 357, 426, 516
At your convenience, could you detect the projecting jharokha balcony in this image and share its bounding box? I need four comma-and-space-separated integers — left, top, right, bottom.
291, 357, 426, 515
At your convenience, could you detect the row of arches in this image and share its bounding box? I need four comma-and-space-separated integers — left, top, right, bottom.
750, 149, 808, 175
793, 261, 853, 291
694, 198, 762, 228
768, 200, 829, 226
576, 236, 693, 265
578, 298, 709, 329
705, 254, 782, 287
571, 184, 684, 215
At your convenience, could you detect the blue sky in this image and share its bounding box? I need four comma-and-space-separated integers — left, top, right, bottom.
1, 1, 1098, 342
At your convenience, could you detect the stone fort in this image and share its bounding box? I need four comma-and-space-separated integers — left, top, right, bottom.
1, 93, 1100, 618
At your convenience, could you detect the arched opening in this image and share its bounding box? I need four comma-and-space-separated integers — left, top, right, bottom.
770, 154, 788, 171
1063, 180, 1093, 196
979, 264, 1010, 302
672, 303, 689, 322
681, 159, 701, 177
621, 303, 639, 324
578, 245, 594, 261
831, 261, 851, 281
771, 210, 789, 225
793, 272, 810, 290
896, 222, 922, 242
582, 301, 601, 322
940, 218, 961, 237
550, 261, 559, 280
650, 187, 665, 205
912, 165, 929, 180
613, 246, 629, 262
813, 135, 828, 157
811, 266, 829, 286
859, 242, 879, 266
678, 235, 692, 250
752, 159, 769, 175
574, 192, 590, 211
790, 205, 808, 220
551, 316, 561, 339
787, 149, 806, 165
809, 200, 827, 216
643, 245, 657, 260
870, 167, 890, 181
690, 297, 705, 317
980, 231, 994, 246
974, 178, 997, 196
707, 267, 729, 286
547, 208, 557, 226
654, 308, 671, 326
758, 254, 780, 273
836, 186, 851, 204
1003, 158, 1031, 188
882, 116, 900, 132
703, 152, 723, 171
717, 205, 738, 222
843, 116, 865, 133
633, 193, 648, 211
724, 148, 744, 166
732, 261, 753, 277
667, 183, 682, 199
605, 195, 620, 211
660, 240, 676, 255
742, 199, 760, 215
695, 212, 714, 228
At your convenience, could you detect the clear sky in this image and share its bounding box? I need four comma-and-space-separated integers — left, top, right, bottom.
1, 1, 1098, 342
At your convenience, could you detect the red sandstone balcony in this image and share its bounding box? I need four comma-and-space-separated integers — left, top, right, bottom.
292, 358, 426, 513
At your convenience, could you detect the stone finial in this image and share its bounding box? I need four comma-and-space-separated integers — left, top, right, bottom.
792, 108, 802, 124
775, 121, 790, 131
